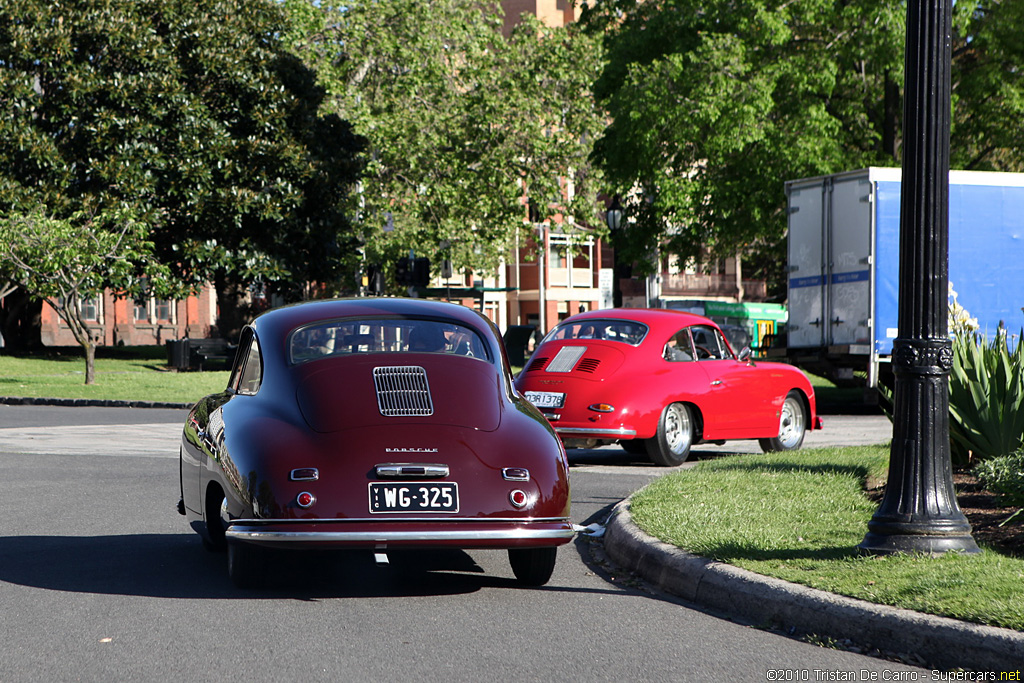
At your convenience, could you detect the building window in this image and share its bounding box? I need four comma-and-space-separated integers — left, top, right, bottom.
134, 300, 149, 323
155, 300, 172, 322
81, 297, 100, 322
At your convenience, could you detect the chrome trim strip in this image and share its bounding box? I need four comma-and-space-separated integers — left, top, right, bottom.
289, 468, 319, 482
501, 467, 530, 482
226, 526, 575, 543
555, 427, 637, 436
375, 463, 449, 478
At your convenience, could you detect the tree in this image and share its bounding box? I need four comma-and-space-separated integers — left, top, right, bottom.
283, 0, 606, 287
0, 209, 155, 383
0, 0, 364, 340
580, 0, 1024, 295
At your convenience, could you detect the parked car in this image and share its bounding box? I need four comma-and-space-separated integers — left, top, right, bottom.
514, 309, 822, 466
178, 298, 573, 588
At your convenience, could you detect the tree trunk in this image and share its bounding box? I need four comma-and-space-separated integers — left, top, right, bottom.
213, 272, 251, 343
83, 339, 96, 385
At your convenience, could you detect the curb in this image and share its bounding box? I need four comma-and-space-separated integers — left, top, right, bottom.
603, 499, 1024, 672
1, 396, 192, 410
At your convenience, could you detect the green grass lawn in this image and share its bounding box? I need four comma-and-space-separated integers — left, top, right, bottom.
0, 347, 228, 404
630, 445, 1024, 631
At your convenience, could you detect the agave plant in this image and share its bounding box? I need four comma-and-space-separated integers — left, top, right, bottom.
948, 327, 1024, 466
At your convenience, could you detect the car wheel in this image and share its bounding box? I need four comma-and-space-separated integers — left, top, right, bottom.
645, 402, 694, 466
759, 391, 807, 453
202, 493, 228, 552
227, 541, 267, 589
508, 547, 557, 586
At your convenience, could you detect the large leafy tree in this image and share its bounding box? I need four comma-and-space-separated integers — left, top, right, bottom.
0, 0, 364, 341
581, 0, 1024, 295
283, 0, 606, 286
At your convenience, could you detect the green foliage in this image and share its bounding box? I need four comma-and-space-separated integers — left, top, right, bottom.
949, 329, 1024, 465
283, 1, 606, 286
974, 448, 1024, 525
581, 0, 1024, 286
0, 0, 364, 301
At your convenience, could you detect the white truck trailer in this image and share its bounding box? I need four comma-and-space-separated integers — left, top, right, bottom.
783, 167, 1024, 391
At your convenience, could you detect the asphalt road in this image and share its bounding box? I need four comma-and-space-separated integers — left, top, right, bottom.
0, 405, 918, 682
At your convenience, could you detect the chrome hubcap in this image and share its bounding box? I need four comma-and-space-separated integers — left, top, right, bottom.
664, 404, 692, 454
777, 397, 805, 448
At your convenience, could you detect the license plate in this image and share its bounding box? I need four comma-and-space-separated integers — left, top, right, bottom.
369, 482, 459, 513
524, 391, 565, 409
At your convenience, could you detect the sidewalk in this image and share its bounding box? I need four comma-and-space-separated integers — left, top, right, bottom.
602, 499, 1024, 672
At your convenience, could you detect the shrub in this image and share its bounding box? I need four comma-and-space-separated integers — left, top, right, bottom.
948, 327, 1024, 466
973, 448, 1024, 525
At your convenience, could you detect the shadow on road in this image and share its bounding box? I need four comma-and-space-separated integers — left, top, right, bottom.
0, 533, 625, 599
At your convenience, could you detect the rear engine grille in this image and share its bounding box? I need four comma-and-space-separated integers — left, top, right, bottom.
373, 366, 434, 417
576, 358, 601, 374
546, 346, 587, 373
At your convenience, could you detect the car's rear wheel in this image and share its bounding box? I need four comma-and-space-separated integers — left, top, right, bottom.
758, 391, 807, 453
645, 402, 694, 466
508, 547, 557, 586
227, 541, 267, 589
202, 491, 228, 552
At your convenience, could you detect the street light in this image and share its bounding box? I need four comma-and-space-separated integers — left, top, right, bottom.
605, 196, 624, 307
605, 196, 623, 233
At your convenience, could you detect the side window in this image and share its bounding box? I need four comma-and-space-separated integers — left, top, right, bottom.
229, 329, 263, 395
663, 328, 695, 362
690, 325, 730, 361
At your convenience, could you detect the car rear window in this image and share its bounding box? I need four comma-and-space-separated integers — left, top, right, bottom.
543, 319, 648, 346
289, 318, 490, 364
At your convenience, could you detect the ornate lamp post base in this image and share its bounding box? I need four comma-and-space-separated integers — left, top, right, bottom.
859, 532, 979, 556
858, 339, 980, 557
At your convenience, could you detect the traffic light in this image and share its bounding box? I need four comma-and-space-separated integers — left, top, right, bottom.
366, 264, 385, 295
395, 257, 411, 285
412, 257, 430, 287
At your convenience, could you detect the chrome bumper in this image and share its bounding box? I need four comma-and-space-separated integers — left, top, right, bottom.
225, 518, 575, 547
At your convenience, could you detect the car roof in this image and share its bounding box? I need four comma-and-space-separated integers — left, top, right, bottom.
555, 308, 717, 334
249, 297, 497, 342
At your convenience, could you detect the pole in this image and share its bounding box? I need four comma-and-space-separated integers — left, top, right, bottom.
858, 0, 979, 555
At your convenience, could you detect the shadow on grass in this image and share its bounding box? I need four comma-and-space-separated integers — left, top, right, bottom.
700, 458, 874, 485
698, 540, 861, 564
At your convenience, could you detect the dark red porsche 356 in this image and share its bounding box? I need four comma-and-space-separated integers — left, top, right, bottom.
179, 298, 573, 588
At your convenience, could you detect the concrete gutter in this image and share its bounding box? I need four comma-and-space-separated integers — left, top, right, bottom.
604, 499, 1024, 672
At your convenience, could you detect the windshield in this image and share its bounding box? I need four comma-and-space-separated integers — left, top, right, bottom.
289, 318, 490, 364
542, 319, 648, 346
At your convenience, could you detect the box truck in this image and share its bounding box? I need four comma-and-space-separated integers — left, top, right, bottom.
782, 167, 1024, 391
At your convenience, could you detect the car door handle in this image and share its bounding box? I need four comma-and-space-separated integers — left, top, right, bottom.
711, 380, 723, 386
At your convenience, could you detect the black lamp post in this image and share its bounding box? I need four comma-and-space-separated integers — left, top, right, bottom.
605, 196, 624, 307
858, 0, 979, 555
